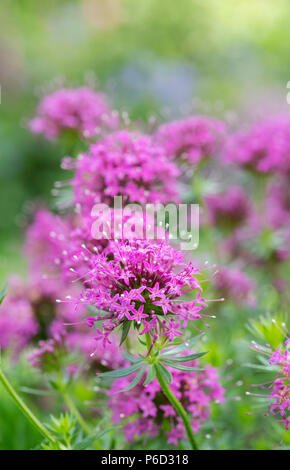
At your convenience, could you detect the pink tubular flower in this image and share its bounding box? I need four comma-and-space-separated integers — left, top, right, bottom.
68, 239, 219, 345
205, 185, 251, 230
29, 87, 117, 140
249, 338, 290, 431
223, 114, 290, 175
69, 130, 180, 216
214, 266, 255, 306
107, 358, 225, 445
154, 115, 226, 165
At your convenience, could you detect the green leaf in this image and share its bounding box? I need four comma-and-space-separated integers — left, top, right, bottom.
0, 284, 6, 306
162, 334, 204, 357
155, 363, 173, 385
160, 360, 202, 372
99, 361, 145, 379
161, 351, 207, 363
88, 305, 111, 316
118, 367, 146, 392
74, 426, 120, 450
122, 352, 141, 363
144, 366, 156, 385
120, 320, 132, 346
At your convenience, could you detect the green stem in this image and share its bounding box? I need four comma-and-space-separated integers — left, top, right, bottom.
62, 390, 91, 435
155, 367, 198, 450
0, 368, 57, 445
144, 333, 198, 450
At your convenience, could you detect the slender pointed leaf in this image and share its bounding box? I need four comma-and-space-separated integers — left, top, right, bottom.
162, 334, 204, 356
161, 351, 207, 363
122, 352, 141, 363
0, 284, 6, 306
118, 367, 147, 392
144, 366, 156, 386
161, 359, 202, 372
155, 363, 173, 385
74, 426, 120, 450
120, 320, 132, 346
99, 361, 145, 379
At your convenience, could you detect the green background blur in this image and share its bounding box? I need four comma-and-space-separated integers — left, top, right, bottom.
0, 0, 290, 450
1, 0, 290, 282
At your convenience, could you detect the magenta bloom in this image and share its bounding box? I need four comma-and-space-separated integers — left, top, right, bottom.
0, 295, 37, 352
70, 130, 180, 215
29, 87, 117, 140
249, 338, 290, 431
68, 239, 217, 345
108, 358, 225, 445
214, 266, 255, 306
0, 274, 84, 354
223, 114, 290, 174
266, 180, 290, 229
205, 185, 251, 230
155, 116, 226, 165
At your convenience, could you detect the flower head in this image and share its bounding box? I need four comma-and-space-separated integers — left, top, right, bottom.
205, 185, 251, 230
223, 114, 290, 175
68, 239, 218, 345
155, 116, 226, 165
29, 87, 117, 140
70, 130, 180, 216
249, 337, 290, 431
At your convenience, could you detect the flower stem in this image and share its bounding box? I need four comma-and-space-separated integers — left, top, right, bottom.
0, 368, 57, 445
61, 390, 91, 435
155, 367, 198, 450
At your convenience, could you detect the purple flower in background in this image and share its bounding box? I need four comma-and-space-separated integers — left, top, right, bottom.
29, 87, 118, 140
69, 130, 180, 216
266, 180, 290, 229
223, 114, 290, 175
205, 185, 251, 230
155, 116, 226, 165
249, 337, 290, 431
214, 266, 255, 306
107, 357, 225, 445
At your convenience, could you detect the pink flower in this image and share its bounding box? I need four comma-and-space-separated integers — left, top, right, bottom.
223, 114, 290, 175
214, 266, 255, 306
69, 130, 180, 216
68, 239, 217, 345
249, 338, 290, 431
155, 116, 226, 165
29, 87, 117, 140
205, 185, 251, 230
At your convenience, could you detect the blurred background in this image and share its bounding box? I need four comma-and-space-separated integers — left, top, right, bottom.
1, 0, 290, 283
0, 0, 290, 450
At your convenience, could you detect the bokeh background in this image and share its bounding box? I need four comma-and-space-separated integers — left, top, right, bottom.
0, 0, 289, 450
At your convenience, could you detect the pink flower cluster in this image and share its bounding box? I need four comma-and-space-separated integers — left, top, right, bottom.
70, 130, 180, 216
223, 114, 290, 175
155, 116, 226, 165
108, 359, 225, 445
205, 185, 250, 230
268, 340, 290, 431
29, 87, 117, 140
72, 239, 218, 346
214, 266, 255, 306
250, 338, 289, 431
